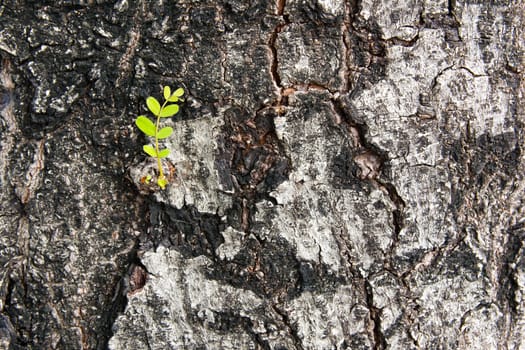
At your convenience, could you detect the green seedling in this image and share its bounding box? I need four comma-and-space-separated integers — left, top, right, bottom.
135, 85, 184, 189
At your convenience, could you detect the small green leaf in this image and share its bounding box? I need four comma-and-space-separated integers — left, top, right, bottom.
135, 116, 156, 136
158, 177, 168, 189
158, 149, 170, 158
157, 126, 173, 139
163, 86, 171, 100
159, 104, 179, 117
174, 87, 184, 97
146, 96, 161, 115
143, 145, 157, 157
167, 88, 184, 102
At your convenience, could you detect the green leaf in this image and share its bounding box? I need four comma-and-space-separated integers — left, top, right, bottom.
146, 96, 161, 115
158, 149, 170, 158
167, 88, 184, 102
174, 87, 184, 97
157, 126, 173, 139
143, 145, 157, 157
159, 104, 179, 117
163, 86, 171, 100
135, 116, 156, 136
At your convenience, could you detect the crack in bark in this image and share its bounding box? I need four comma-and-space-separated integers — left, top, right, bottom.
335, 222, 390, 349
380, 182, 406, 271
272, 303, 304, 350
448, 0, 456, 17
365, 280, 387, 350
268, 1, 289, 106
215, 0, 293, 245
329, 97, 407, 235
327, 92, 412, 348
386, 34, 420, 47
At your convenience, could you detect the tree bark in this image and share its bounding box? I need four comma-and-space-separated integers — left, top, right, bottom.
0, 0, 523, 349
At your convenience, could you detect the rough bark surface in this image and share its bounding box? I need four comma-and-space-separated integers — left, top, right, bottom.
0, 0, 523, 349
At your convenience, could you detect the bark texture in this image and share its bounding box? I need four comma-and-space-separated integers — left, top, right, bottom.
0, 0, 524, 349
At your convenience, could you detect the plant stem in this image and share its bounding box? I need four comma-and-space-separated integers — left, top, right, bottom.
155, 100, 170, 181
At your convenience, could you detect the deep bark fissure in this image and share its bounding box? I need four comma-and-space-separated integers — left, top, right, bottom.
365, 280, 386, 350
448, 0, 456, 17
329, 97, 407, 249
380, 182, 406, 270
268, 0, 290, 106
272, 304, 305, 350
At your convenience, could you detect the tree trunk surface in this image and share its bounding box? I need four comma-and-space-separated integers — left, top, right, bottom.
0, 0, 523, 349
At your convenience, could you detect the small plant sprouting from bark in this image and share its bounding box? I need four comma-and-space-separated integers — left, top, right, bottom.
135, 86, 184, 189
